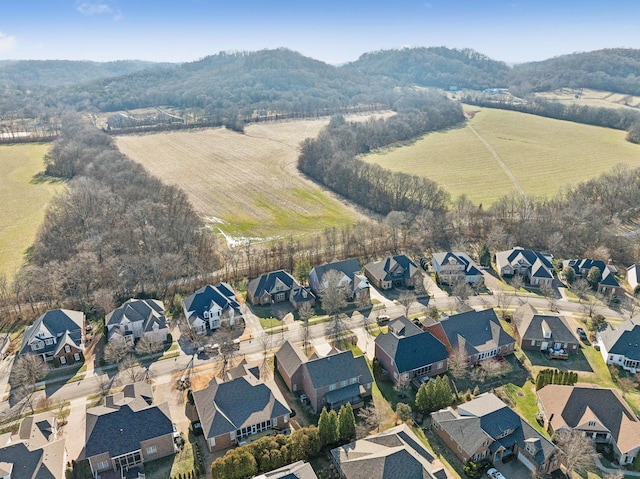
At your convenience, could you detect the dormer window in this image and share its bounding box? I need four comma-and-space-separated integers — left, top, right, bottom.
588, 420, 596, 427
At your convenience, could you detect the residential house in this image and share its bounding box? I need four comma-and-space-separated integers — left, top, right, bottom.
106, 299, 168, 346
0, 412, 66, 479
247, 270, 315, 311
495, 247, 554, 287
537, 384, 640, 465
627, 264, 640, 292
19, 309, 85, 366
183, 282, 242, 333
427, 309, 516, 365
252, 461, 318, 479
597, 316, 640, 372
83, 383, 176, 477
192, 373, 291, 452
309, 258, 370, 304
364, 255, 418, 290
512, 304, 579, 354
275, 341, 373, 413
432, 393, 560, 474
331, 424, 451, 479
375, 316, 448, 383
431, 252, 483, 285
563, 258, 621, 295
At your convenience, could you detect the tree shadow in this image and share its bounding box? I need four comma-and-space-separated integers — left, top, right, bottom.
29, 172, 65, 184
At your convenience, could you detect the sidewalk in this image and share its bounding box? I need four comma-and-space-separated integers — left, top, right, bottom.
593, 455, 640, 477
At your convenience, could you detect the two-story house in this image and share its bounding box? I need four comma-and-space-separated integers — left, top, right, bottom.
246, 270, 315, 311
375, 316, 448, 383
19, 309, 85, 366
431, 252, 483, 285
495, 247, 554, 287
432, 393, 560, 474
308, 258, 370, 304
537, 384, 640, 465
563, 258, 621, 295
183, 282, 242, 333
275, 341, 373, 413
106, 299, 168, 346
363, 255, 418, 290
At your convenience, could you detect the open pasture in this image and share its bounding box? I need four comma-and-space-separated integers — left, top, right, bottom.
363, 107, 640, 205
116, 115, 390, 242
0, 143, 63, 278
537, 88, 640, 109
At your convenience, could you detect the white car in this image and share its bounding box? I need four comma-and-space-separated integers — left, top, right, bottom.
487, 468, 505, 479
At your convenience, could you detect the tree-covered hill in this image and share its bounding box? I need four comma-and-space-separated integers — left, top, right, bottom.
0, 59, 173, 88
344, 47, 510, 90
508, 49, 640, 96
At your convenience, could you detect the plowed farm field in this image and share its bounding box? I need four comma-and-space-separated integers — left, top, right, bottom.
116, 115, 390, 244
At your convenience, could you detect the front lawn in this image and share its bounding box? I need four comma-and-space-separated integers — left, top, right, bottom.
499, 381, 547, 435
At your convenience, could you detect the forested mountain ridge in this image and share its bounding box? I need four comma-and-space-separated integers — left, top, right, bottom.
0, 59, 173, 88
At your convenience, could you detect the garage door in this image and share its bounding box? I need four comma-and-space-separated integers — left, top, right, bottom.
517, 451, 536, 471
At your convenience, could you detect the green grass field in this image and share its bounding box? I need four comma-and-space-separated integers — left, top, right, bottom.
363, 107, 640, 206
0, 144, 62, 278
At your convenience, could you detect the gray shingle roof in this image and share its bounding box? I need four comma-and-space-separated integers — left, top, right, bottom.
599, 316, 640, 361
275, 340, 307, 378
0, 439, 66, 479
309, 258, 361, 294
513, 304, 577, 344
375, 328, 447, 374
438, 309, 515, 355
20, 309, 84, 356
183, 282, 241, 322
256, 460, 319, 479
364, 255, 417, 283
192, 376, 291, 439
84, 400, 173, 459
303, 351, 373, 390
247, 270, 298, 299
331, 424, 447, 479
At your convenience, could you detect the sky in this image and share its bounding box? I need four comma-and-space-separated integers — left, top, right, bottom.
1, 0, 639, 65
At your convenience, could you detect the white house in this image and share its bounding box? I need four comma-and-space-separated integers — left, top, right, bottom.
597, 316, 640, 372
106, 299, 168, 346
182, 283, 242, 334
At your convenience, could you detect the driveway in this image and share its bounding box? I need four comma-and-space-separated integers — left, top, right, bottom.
493, 456, 534, 478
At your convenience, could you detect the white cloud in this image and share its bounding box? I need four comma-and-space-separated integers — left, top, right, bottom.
0, 32, 16, 53
76, 1, 113, 16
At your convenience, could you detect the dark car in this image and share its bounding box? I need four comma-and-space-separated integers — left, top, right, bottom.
577, 327, 588, 341
190, 420, 203, 436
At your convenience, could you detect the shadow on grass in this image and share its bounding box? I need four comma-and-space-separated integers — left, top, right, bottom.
524, 349, 593, 372
30, 172, 65, 184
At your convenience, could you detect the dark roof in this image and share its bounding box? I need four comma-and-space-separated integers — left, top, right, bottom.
247, 270, 299, 298
564, 259, 619, 288
513, 304, 577, 344
20, 309, 84, 355
331, 424, 446, 479
258, 461, 318, 479
183, 282, 240, 321
599, 316, 640, 361
364, 255, 418, 282
437, 309, 515, 355
309, 258, 361, 293
0, 438, 66, 479
192, 376, 291, 439
375, 328, 447, 374
85, 401, 173, 458
303, 351, 373, 390
275, 340, 307, 379
431, 252, 482, 278
388, 316, 423, 337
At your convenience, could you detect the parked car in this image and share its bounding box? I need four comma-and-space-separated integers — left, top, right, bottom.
487, 468, 506, 479
299, 393, 309, 405
577, 327, 588, 341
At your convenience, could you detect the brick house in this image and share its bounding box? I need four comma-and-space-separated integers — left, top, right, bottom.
19, 309, 85, 366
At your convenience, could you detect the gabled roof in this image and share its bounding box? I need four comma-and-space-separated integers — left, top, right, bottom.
247, 271, 299, 298
331, 424, 449, 479
309, 258, 361, 293
375, 324, 448, 374
0, 438, 66, 479
537, 385, 640, 454
275, 340, 307, 379
435, 393, 556, 466
303, 351, 373, 390
20, 309, 84, 355
436, 309, 515, 356
364, 255, 418, 282
495, 247, 553, 276
254, 460, 319, 479
432, 252, 482, 277
599, 316, 640, 361
513, 304, 576, 344
183, 282, 241, 321
106, 298, 164, 327
192, 375, 291, 439
564, 259, 619, 288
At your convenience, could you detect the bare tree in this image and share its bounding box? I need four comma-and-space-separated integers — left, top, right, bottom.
95, 373, 116, 397
393, 375, 412, 399
623, 296, 640, 320
357, 403, 384, 436
511, 274, 525, 304
478, 357, 512, 380
258, 333, 272, 380
554, 429, 596, 477
135, 336, 163, 356
452, 279, 473, 307
603, 471, 625, 479
103, 340, 130, 364
320, 269, 349, 339
583, 293, 603, 318
217, 326, 238, 380
118, 354, 146, 384
494, 290, 512, 320
447, 346, 468, 380
572, 278, 591, 304
539, 283, 558, 312
398, 290, 417, 316
298, 302, 314, 355
178, 317, 206, 355
11, 354, 48, 413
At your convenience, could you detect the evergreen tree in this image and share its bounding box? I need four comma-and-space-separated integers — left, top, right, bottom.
318, 408, 332, 447
338, 403, 356, 441
434, 375, 453, 409
327, 409, 339, 445
478, 243, 491, 267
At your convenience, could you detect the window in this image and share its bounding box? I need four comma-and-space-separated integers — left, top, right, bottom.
146, 445, 157, 454
64, 345, 71, 353
74, 353, 81, 361
329, 384, 336, 391
60, 357, 67, 365
531, 339, 536, 346
437, 361, 443, 369
97, 460, 109, 470
588, 420, 596, 427
230, 431, 236, 441
31, 341, 42, 351
45, 338, 54, 345
340, 380, 347, 388
272, 417, 278, 427
349, 377, 357, 385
